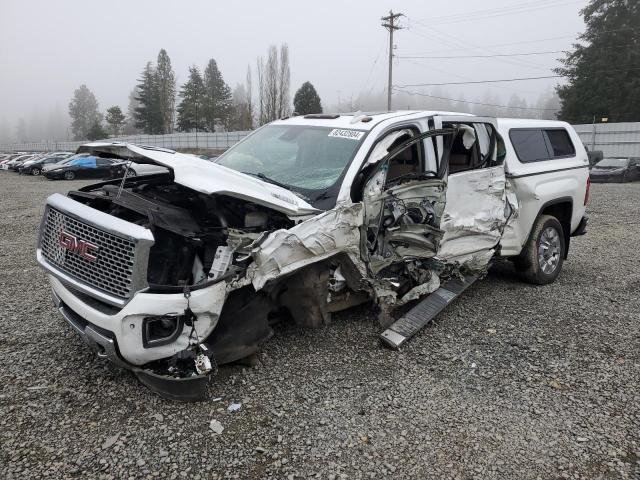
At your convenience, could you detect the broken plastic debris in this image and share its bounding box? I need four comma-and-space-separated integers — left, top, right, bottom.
195, 353, 212, 375
227, 402, 242, 413
209, 419, 224, 434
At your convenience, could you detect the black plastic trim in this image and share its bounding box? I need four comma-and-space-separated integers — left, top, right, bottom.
507, 164, 588, 179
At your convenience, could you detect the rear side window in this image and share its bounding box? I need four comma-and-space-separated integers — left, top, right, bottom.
509, 129, 549, 162
509, 128, 575, 163
545, 129, 575, 157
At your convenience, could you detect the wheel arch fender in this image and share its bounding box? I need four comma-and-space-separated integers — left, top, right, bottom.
524, 197, 573, 259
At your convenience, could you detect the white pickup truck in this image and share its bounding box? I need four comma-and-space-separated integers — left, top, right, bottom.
36, 111, 589, 400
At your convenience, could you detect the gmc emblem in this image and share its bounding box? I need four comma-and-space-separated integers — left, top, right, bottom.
59, 231, 99, 262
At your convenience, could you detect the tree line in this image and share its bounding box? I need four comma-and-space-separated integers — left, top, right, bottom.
67, 45, 323, 141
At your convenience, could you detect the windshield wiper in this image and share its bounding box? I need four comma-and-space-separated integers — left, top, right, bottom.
242, 171, 294, 192
314, 189, 331, 201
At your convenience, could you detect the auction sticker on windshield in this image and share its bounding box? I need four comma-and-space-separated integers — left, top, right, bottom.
328, 129, 365, 141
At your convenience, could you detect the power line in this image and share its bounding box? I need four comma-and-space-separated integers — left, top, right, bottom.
413, 0, 585, 27
396, 67, 640, 87
406, 20, 552, 71
393, 87, 559, 111
402, 34, 579, 56
398, 75, 562, 87
398, 50, 565, 59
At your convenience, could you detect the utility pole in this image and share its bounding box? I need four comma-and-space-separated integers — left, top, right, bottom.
382, 10, 403, 111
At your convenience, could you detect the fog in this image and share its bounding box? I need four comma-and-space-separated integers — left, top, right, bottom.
0, 0, 587, 142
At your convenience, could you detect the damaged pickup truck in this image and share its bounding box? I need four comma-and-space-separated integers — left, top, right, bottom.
36, 112, 590, 400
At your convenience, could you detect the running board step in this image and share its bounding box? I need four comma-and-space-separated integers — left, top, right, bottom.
380, 274, 479, 349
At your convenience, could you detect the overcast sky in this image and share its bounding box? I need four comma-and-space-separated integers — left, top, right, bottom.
0, 0, 588, 125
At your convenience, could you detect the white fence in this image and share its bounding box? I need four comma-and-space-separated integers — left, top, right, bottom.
573, 122, 640, 157
0, 131, 251, 153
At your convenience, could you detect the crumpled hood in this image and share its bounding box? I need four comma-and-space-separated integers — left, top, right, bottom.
77, 142, 319, 216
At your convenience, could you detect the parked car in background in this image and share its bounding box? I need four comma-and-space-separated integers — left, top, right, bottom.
109, 160, 169, 178
19, 152, 73, 175
585, 146, 603, 166
42, 153, 91, 173
589, 157, 640, 182
5, 154, 37, 171
43, 156, 120, 180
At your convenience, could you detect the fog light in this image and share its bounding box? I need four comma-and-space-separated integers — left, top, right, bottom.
142, 314, 183, 348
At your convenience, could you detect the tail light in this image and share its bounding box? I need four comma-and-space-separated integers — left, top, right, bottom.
584, 176, 591, 206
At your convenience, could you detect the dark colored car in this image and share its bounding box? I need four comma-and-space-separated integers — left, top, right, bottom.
590, 157, 640, 183
19, 155, 72, 175
43, 156, 119, 180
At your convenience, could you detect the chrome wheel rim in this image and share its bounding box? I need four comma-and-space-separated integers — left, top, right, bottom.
538, 226, 561, 274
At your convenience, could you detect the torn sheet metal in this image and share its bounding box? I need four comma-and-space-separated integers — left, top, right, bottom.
249, 203, 364, 290
437, 165, 516, 269
364, 179, 446, 274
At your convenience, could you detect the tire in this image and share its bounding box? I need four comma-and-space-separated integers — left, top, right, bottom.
31, 168, 41, 176
515, 214, 565, 285
125, 169, 137, 177
64, 171, 75, 180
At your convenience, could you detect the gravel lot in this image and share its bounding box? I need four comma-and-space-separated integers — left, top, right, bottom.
0, 173, 638, 479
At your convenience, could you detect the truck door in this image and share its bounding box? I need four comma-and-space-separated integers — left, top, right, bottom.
359, 125, 457, 275
431, 115, 513, 268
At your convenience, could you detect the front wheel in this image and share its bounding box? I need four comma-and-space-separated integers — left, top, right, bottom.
515, 215, 565, 285
31, 168, 41, 176
64, 171, 75, 180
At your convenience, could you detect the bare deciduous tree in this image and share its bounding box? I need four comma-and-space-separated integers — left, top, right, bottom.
245, 65, 253, 128
256, 44, 291, 125
277, 44, 290, 118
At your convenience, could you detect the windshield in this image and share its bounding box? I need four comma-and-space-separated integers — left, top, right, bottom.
216, 125, 365, 191
596, 158, 628, 168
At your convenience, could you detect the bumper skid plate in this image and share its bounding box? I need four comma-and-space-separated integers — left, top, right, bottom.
52, 290, 213, 401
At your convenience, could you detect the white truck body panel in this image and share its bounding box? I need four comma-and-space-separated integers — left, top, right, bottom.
38, 112, 589, 372
497, 119, 589, 256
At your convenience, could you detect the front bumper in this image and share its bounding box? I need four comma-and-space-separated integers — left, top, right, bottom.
44, 171, 63, 179
47, 274, 226, 365
49, 276, 228, 401
52, 288, 129, 368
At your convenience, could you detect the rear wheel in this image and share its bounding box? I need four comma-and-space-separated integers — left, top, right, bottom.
64, 171, 75, 180
31, 168, 41, 176
515, 214, 565, 285
125, 169, 137, 177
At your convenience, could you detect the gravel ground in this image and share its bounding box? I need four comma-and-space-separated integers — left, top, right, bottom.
0, 173, 638, 479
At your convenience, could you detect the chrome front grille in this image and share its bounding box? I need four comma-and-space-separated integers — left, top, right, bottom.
41, 208, 137, 299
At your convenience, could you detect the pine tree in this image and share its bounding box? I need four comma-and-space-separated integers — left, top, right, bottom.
156, 49, 176, 133
176, 66, 207, 132
105, 106, 126, 137
68, 84, 101, 140
86, 119, 107, 141
555, 0, 640, 123
293, 81, 323, 115
134, 62, 162, 134
203, 59, 232, 131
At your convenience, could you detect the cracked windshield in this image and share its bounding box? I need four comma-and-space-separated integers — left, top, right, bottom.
216, 125, 364, 191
